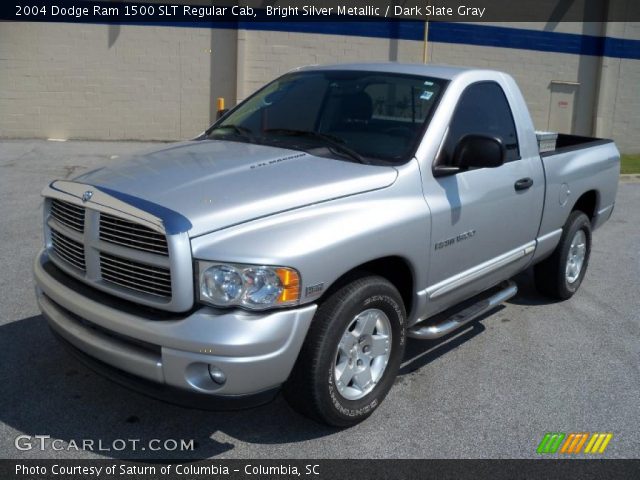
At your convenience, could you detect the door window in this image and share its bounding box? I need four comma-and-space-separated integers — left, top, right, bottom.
439, 82, 520, 166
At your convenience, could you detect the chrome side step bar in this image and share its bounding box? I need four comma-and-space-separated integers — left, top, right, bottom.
408, 281, 518, 340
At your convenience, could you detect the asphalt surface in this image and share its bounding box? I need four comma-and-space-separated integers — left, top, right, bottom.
0, 139, 638, 460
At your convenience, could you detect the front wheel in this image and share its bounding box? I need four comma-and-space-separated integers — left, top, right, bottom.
283, 275, 406, 427
534, 211, 592, 300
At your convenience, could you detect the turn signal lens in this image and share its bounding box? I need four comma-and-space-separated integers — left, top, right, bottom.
275, 268, 300, 304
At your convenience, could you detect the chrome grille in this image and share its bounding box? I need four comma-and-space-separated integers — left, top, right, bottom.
50, 229, 86, 271
100, 252, 172, 298
51, 199, 85, 232
43, 187, 190, 310
100, 213, 169, 255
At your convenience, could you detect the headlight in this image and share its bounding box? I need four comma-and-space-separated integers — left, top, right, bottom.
201, 265, 244, 304
198, 261, 300, 310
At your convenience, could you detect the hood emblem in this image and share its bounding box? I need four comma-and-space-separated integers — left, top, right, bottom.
82, 190, 93, 203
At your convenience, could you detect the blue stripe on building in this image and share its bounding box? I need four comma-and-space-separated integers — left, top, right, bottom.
16, 17, 640, 60
236, 20, 425, 42
235, 20, 640, 60
428, 22, 640, 60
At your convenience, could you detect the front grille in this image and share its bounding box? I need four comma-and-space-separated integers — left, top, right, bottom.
51, 229, 86, 271
100, 252, 172, 298
45, 193, 182, 308
51, 199, 85, 232
100, 213, 168, 255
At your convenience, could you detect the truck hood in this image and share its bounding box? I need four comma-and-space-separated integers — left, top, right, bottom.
74, 140, 398, 237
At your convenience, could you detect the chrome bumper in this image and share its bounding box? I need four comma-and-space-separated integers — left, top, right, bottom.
34, 250, 317, 398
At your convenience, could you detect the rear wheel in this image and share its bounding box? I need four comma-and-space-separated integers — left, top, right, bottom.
284, 275, 406, 427
534, 211, 592, 300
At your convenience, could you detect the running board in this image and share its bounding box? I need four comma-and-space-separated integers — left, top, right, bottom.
408, 281, 518, 340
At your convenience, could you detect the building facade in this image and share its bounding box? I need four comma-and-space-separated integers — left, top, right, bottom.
1, 14, 639, 152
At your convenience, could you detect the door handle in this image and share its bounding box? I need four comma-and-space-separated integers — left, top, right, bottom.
514, 177, 533, 191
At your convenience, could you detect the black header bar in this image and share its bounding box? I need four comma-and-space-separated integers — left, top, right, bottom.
4, 0, 640, 23
3, 459, 640, 480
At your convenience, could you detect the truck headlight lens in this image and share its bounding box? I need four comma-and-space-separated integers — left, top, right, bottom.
243, 267, 281, 306
200, 265, 244, 305
198, 262, 300, 310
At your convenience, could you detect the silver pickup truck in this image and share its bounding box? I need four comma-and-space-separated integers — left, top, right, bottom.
34, 64, 619, 427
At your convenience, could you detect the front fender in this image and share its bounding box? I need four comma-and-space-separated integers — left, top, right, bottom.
190, 160, 430, 310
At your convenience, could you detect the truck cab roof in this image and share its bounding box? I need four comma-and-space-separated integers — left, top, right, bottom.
297, 62, 493, 81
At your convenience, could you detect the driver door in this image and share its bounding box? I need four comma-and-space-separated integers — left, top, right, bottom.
424, 81, 545, 314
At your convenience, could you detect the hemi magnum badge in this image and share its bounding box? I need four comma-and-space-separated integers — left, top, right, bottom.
305, 283, 325, 297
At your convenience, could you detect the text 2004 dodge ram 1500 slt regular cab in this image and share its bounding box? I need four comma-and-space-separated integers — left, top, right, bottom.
34, 64, 619, 426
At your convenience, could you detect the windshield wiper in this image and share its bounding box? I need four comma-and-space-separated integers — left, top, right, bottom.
208, 124, 255, 142
262, 128, 367, 164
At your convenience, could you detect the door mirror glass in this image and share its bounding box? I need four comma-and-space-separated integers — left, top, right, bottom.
454, 134, 506, 169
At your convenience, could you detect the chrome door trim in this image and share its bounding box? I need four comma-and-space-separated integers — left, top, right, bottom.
423, 241, 536, 300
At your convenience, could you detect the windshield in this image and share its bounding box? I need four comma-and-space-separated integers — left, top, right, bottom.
206, 70, 447, 164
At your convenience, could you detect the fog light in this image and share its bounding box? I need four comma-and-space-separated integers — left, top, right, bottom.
208, 365, 226, 385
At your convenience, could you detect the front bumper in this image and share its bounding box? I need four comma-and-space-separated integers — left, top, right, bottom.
34, 250, 317, 403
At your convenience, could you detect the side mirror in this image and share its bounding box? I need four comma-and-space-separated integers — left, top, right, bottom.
455, 134, 505, 169
433, 134, 506, 177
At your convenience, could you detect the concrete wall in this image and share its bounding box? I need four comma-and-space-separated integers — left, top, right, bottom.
608, 58, 640, 153
0, 22, 237, 140
237, 29, 423, 100
0, 20, 638, 153
230, 23, 640, 153
599, 21, 640, 153
238, 26, 603, 138
427, 40, 601, 137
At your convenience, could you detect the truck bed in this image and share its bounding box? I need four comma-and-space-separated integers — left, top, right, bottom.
540, 133, 614, 157
537, 135, 620, 248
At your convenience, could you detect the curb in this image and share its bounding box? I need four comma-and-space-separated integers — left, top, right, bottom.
620, 174, 640, 183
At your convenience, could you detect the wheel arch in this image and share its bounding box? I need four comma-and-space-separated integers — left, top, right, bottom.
319, 256, 415, 319
571, 189, 599, 225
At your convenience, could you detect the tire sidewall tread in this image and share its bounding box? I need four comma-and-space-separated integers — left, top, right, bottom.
535, 211, 592, 300
284, 275, 406, 427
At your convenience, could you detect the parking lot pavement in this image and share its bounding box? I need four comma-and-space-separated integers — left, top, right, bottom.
1, 139, 638, 459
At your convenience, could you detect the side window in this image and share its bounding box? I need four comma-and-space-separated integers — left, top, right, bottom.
439, 82, 520, 166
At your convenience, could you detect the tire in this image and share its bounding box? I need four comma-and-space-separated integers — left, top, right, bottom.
534, 211, 592, 300
283, 275, 406, 427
